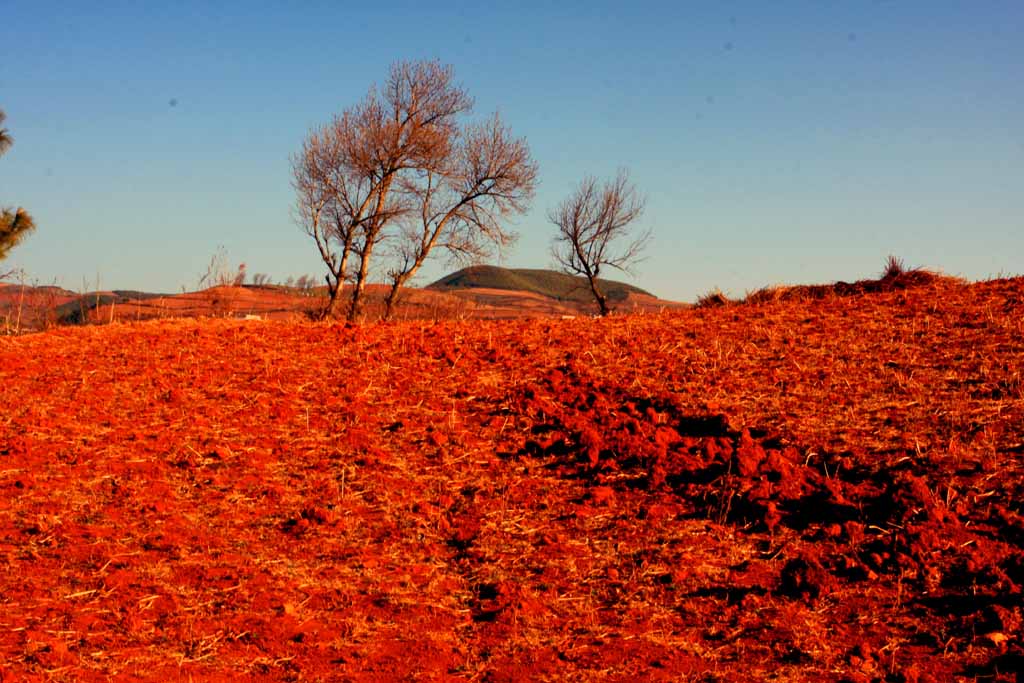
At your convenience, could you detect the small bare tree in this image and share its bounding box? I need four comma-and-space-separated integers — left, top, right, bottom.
294, 60, 536, 321
549, 170, 650, 316
197, 245, 243, 289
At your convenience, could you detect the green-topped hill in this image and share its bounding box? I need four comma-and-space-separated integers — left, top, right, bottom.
428, 266, 653, 303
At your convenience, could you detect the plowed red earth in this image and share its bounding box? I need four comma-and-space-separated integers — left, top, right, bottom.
1, 277, 1022, 682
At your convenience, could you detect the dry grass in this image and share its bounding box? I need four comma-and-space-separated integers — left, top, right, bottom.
701, 261, 959, 309
0, 275, 1022, 681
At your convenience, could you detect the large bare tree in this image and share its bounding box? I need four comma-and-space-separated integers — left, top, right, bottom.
549, 170, 650, 316
1, 109, 36, 266
293, 61, 536, 321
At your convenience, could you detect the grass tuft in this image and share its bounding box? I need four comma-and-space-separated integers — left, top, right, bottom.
882, 255, 907, 279
695, 288, 732, 308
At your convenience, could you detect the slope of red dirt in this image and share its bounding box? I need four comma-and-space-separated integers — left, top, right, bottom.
1, 276, 1022, 681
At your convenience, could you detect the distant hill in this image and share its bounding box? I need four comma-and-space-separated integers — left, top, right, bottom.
54, 290, 168, 324
428, 266, 652, 303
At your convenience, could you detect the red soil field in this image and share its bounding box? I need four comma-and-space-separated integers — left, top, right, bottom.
1, 276, 1022, 682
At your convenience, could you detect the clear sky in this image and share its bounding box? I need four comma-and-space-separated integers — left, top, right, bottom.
2, 1, 1022, 301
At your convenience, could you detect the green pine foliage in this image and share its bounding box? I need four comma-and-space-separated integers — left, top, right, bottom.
0, 109, 35, 263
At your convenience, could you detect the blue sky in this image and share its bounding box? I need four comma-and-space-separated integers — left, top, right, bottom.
1, 1, 1022, 300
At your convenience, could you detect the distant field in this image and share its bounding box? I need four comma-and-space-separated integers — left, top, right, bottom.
1, 270, 681, 332
1, 275, 1022, 681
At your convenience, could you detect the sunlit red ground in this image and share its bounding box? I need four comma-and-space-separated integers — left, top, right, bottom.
1, 276, 1022, 681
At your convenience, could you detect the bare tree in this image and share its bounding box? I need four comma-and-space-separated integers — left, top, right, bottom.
294, 61, 536, 321
549, 170, 650, 316
1, 110, 35, 267
197, 245, 243, 289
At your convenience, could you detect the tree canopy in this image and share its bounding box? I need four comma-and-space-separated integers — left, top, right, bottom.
293, 61, 537, 320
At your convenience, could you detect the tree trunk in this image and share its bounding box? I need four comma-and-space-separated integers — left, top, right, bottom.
383, 273, 410, 321
382, 239, 435, 320
319, 276, 342, 320
587, 275, 610, 316
349, 269, 367, 322
348, 244, 375, 322
318, 249, 349, 320
383, 283, 400, 321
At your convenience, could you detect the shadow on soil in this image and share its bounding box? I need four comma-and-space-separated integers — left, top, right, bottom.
504, 360, 1024, 677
